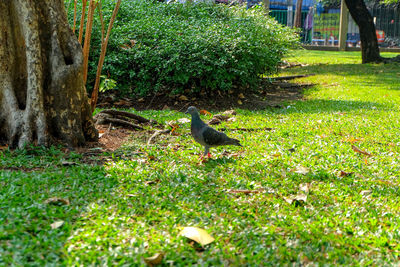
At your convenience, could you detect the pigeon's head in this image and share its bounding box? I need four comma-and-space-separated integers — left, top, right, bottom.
185, 106, 199, 116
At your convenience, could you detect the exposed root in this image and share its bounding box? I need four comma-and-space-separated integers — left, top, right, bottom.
94, 109, 161, 131
382, 55, 400, 63
97, 116, 144, 130
271, 74, 315, 81
147, 129, 171, 145
98, 109, 151, 124
217, 127, 275, 132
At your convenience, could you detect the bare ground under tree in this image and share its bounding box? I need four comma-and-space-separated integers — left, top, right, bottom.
88, 76, 313, 155
97, 76, 313, 113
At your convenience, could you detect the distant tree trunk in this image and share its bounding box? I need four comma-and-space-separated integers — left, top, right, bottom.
344, 0, 383, 63
0, 0, 97, 148
293, 0, 303, 28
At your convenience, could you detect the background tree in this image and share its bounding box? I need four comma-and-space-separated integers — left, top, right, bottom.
326, 0, 399, 63
0, 0, 97, 148
294, 0, 303, 28
344, 0, 382, 63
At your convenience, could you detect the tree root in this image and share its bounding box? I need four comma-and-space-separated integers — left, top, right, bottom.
94, 109, 161, 131
217, 127, 274, 132
271, 74, 315, 81
147, 129, 171, 145
382, 55, 400, 63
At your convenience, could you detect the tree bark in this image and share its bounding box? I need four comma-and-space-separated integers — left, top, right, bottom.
293, 0, 303, 28
0, 0, 97, 149
344, 0, 383, 63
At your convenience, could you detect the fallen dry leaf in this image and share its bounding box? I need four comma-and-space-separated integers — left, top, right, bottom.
114, 100, 131, 106
213, 114, 230, 121
237, 100, 243, 105
45, 197, 70, 206
147, 155, 156, 161
223, 110, 237, 116
338, 170, 353, 177
144, 252, 164, 266
50, 220, 64, 229
179, 227, 215, 246
351, 145, 372, 157
61, 161, 77, 166
238, 93, 245, 99
284, 194, 307, 207
179, 95, 189, 101
360, 190, 372, 196
167, 121, 179, 129
200, 109, 212, 116
144, 180, 158, 185
345, 137, 364, 143
299, 183, 310, 194
208, 118, 221, 125
294, 166, 310, 175
177, 118, 190, 124
170, 126, 178, 135
228, 189, 265, 194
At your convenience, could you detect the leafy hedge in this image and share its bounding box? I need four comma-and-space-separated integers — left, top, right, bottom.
68, 0, 299, 95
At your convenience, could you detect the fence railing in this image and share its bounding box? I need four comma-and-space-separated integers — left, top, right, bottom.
270, 6, 400, 48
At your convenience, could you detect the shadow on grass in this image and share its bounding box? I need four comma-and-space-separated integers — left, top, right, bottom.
287, 62, 400, 90
200, 156, 237, 168
303, 169, 400, 199
274, 99, 393, 114
0, 148, 118, 266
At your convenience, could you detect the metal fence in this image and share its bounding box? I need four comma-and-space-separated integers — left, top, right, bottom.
270, 5, 400, 48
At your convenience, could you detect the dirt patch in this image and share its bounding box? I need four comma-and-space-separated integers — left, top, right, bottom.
0, 75, 313, 162
81, 77, 314, 155
97, 78, 314, 112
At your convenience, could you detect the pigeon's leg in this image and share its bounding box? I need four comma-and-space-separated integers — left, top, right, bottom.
204, 146, 211, 158
199, 146, 208, 161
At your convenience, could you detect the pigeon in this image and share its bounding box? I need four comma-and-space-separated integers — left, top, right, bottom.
185, 106, 242, 158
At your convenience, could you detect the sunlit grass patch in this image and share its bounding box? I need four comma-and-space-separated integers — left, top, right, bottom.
2, 50, 400, 265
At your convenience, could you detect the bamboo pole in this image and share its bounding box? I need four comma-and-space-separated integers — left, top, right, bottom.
82, 0, 97, 84
72, 0, 78, 33
339, 0, 349, 50
78, 0, 88, 44
90, 0, 122, 111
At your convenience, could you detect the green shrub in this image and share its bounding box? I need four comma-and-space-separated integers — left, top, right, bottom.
67, 0, 299, 96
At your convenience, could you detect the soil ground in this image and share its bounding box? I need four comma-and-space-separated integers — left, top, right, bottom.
91, 76, 312, 153
97, 78, 312, 112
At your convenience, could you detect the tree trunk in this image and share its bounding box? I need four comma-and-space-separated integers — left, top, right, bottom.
0, 0, 97, 149
293, 0, 303, 28
344, 0, 383, 63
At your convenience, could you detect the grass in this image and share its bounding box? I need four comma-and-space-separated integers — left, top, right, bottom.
2, 50, 400, 265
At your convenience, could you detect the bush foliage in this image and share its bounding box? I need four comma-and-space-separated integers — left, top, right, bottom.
69, 0, 298, 95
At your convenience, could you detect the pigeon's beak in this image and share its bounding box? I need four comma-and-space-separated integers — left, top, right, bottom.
184, 110, 188, 114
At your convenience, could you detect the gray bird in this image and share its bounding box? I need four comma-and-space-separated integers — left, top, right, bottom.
185, 106, 242, 158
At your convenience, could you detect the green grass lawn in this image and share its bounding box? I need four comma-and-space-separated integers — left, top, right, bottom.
2, 50, 400, 266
